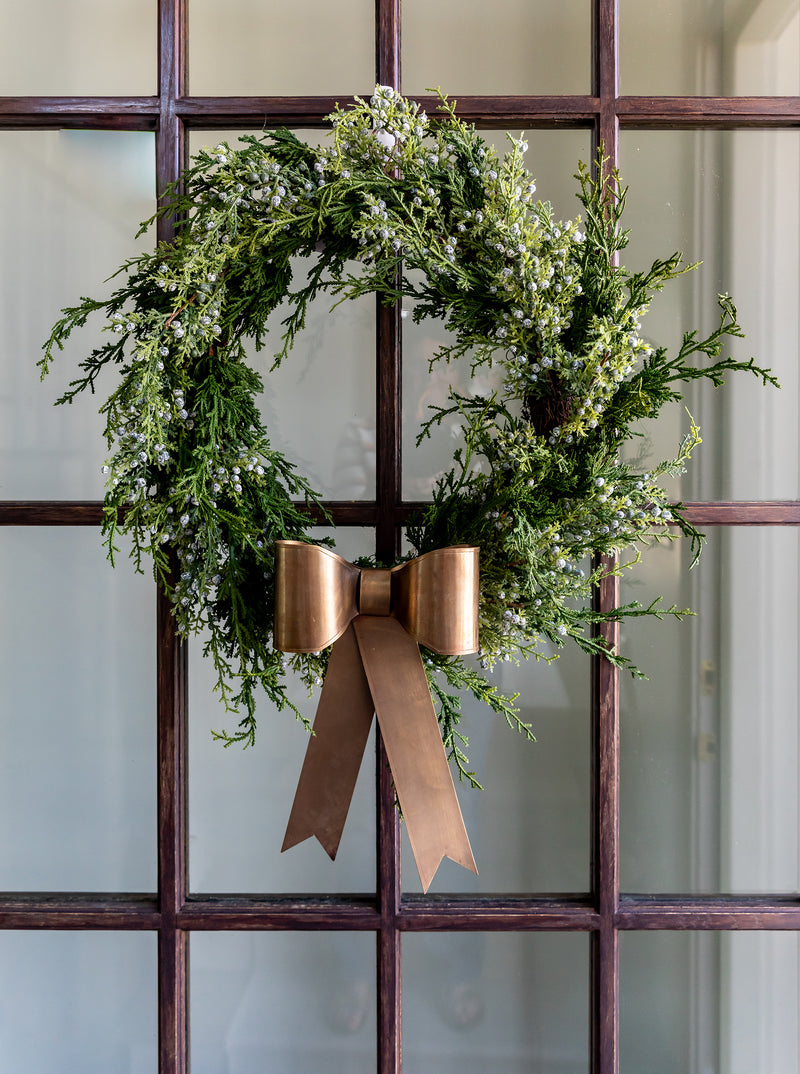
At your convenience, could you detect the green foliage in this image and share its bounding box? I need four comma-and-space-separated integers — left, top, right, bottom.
41, 86, 777, 773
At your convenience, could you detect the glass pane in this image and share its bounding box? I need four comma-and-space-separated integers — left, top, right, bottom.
402, 646, 590, 894
0, 0, 156, 95
620, 528, 800, 893
187, 131, 376, 501
188, 0, 374, 96
403, 129, 592, 499
621, 0, 800, 95
403, 0, 591, 95
0, 931, 156, 1073
620, 130, 799, 501
403, 932, 588, 1073
621, 931, 800, 1074
0, 131, 156, 499
191, 931, 376, 1073
189, 529, 376, 893
0, 529, 156, 891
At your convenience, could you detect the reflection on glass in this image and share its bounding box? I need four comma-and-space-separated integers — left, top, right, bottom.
621, 0, 800, 95
621, 931, 800, 1074
403, 0, 590, 94
403, 932, 588, 1074
0, 131, 156, 499
189, 529, 377, 893
0, 931, 156, 1073
403, 129, 592, 500
188, 0, 374, 95
620, 130, 799, 501
402, 646, 590, 894
0, 530, 156, 891
620, 528, 800, 893
191, 931, 376, 1074
187, 132, 376, 501
0, 0, 156, 95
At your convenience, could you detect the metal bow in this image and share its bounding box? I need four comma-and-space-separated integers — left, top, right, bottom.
275, 540, 480, 892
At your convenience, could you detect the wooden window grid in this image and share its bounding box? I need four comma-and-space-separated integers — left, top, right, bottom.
2, 0, 800, 1070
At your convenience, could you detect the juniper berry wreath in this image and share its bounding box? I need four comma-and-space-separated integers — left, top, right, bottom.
41, 86, 776, 785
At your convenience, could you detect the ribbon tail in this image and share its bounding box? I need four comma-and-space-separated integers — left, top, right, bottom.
281, 624, 375, 859
352, 616, 477, 893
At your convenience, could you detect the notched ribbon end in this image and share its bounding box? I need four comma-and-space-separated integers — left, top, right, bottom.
281, 823, 342, 861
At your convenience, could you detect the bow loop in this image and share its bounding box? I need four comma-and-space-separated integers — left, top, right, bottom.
275, 541, 359, 653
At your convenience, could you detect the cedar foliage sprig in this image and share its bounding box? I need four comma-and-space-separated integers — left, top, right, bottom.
40, 86, 777, 773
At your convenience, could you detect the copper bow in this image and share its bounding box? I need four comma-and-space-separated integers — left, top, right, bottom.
275, 540, 480, 892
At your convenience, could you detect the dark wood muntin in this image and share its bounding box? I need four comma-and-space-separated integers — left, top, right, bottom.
618, 96, 800, 127
591, 555, 621, 1074
5, 94, 800, 133
377, 736, 402, 1074
375, 6, 403, 1065
156, 576, 188, 1074
178, 897, 380, 931
0, 893, 159, 930
0, 98, 159, 129
679, 501, 800, 525
5, 499, 800, 529
155, 6, 189, 1063
0, 501, 380, 526
617, 895, 800, 930
376, 296, 403, 560
0, 502, 106, 525
5, 891, 800, 934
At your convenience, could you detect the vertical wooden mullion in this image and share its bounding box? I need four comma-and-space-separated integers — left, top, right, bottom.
157, 584, 189, 1073
591, 558, 620, 1074
592, 3, 620, 1073
596, 0, 619, 162
375, 2, 403, 1073
157, 2, 189, 1072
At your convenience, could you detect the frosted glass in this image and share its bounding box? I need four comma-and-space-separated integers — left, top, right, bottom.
188, 132, 376, 501
0, 931, 156, 1074
189, 529, 376, 893
188, 0, 374, 96
621, 932, 800, 1074
0, 529, 156, 891
621, 0, 800, 95
0, 131, 156, 499
403, 0, 591, 95
0, 0, 156, 95
403, 932, 588, 1074
403, 129, 592, 499
191, 931, 376, 1073
620, 528, 800, 894
401, 646, 590, 894
620, 130, 800, 501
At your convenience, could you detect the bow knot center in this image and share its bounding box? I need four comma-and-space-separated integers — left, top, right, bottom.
359, 568, 392, 616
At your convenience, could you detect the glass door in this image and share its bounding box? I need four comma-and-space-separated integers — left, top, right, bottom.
2, 1, 799, 1071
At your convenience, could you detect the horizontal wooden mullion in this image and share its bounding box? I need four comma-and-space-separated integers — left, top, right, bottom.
679, 501, 800, 525
0, 893, 159, 929
5, 501, 799, 528
618, 95, 800, 127
0, 98, 159, 129
178, 896, 379, 930
5, 95, 800, 133
617, 895, 800, 930
400, 501, 800, 527
175, 94, 601, 129
399, 903, 600, 932
0, 500, 378, 527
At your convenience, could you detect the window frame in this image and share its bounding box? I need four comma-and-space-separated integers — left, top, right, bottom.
2, 0, 800, 1070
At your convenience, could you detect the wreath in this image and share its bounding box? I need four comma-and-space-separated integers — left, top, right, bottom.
41, 86, 776, 786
